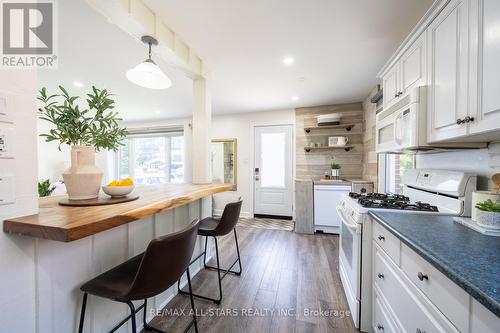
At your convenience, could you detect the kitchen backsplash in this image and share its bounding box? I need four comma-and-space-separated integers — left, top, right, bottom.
295, 103, 363, 180
416, 143, 500, 190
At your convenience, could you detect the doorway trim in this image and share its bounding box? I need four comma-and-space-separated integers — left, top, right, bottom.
249, 121, 295, 219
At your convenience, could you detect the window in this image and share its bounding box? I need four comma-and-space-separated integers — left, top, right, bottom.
382, 153, 415, 194
116, 130, 184, 185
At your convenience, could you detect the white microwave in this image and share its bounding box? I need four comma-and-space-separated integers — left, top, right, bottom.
376, 87, 428, 153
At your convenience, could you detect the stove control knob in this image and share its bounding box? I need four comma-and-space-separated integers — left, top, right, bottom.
377, 273, 384, 279
360, 187, 367, 194
378, 235, 385, 241
377, 324, 384, 330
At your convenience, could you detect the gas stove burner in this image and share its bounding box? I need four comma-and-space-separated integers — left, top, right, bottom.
357, 198, 439, 212
349, 192, 410, 202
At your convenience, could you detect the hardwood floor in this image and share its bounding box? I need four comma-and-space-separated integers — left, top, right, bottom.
146, 224, 359, 333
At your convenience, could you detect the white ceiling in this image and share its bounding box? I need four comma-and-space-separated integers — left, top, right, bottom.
38, 0, 193, 122
144, 0, 434, 114
39, 0, 433, 121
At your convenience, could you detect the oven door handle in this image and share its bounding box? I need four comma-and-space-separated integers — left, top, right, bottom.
336, 207, 361, 234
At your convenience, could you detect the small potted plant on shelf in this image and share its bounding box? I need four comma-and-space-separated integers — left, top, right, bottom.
38, 86, 127, 200
474, 199, 500, 229
330, 163, 341, 179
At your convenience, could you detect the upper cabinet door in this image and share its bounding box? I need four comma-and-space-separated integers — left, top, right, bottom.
401, 34, 426, 93
383, 65, 400, 109
469, 0, 500, 135
427, 0, 469, 143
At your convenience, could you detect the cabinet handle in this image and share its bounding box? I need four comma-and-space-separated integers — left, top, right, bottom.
417, 272, 429, 281
398, 91, 403, 96
416, 329, 425, 333
378, 235, 385, 241
456, 118, 464, 125
377, 324, 384, 330
464, 116, 475, 123
377, 273, 384, 279
394, 93, 398, 98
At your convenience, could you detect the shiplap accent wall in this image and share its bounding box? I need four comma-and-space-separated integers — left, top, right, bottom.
362, 88, 379, 190
295, 103, 364, 180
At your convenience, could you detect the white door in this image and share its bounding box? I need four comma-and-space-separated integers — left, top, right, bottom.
469, 0, 500, 135
400, 34, 426, 93
427, 0, 469, 142
383, 65, 400, 109
254, 125, 293, 217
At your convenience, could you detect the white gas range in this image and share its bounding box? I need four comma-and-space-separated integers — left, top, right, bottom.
336, 169, 477, 332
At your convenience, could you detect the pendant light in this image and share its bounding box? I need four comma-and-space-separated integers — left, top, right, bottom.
126, 35, 172, 90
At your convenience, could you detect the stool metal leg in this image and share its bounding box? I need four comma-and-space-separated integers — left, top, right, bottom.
126, 301, 137, 333
185, 267, 199, 333
179, 229, 243, 304
78, 293, 88, 333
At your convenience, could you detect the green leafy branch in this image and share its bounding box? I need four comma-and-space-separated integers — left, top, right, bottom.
475, 199, 500, 212
37, 86, 128, 151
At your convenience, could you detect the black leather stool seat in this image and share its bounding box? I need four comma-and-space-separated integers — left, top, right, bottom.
178, 199, 243, 304
198, 217, 220, 236
78, 220, 200, 333
81, 253, 144, 302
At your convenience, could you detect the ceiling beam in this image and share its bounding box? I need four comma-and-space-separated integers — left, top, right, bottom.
86, 0, 209, 79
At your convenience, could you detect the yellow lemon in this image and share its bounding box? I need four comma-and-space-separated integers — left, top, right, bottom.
107, 180, 120, 187
121, 178, 134, 186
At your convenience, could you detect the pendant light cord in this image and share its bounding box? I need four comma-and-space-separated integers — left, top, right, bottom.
148, 42, 152, 60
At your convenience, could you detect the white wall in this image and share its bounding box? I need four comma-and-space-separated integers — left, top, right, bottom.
211, 109, 296, 217
0, 70, 39, 332
416, 143, 500, 190
121, 109, 296, 217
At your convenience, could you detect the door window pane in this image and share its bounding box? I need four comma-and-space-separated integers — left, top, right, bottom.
260, 132, 285, 187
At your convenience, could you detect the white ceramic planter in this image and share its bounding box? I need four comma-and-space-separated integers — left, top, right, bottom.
62, 145, 103, 200
331, 169, 341, 178
471, 191, 500, 221
475, 210, 500, 229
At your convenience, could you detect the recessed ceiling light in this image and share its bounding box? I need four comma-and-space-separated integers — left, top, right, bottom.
73, 81, 84, 88
283, 56, 295, 66
291, 96, 299, 101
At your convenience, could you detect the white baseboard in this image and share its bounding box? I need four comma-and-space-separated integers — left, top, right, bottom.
213, 209, 252, 218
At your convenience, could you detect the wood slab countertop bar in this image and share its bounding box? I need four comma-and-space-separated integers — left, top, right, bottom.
3, 183, 232, 242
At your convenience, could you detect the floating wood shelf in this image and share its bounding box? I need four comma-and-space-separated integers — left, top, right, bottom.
304, 146, 354, 153
304, 124, 355, 133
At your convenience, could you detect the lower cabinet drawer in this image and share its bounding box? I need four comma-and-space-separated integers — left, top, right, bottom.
373, 244, 459, 333
400, 243, 470, 332
373, 220, 401, 265
373, 290, 398, 333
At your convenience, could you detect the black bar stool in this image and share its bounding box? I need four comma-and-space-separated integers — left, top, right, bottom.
178, 199, 243, 304
78, 219, 200, 333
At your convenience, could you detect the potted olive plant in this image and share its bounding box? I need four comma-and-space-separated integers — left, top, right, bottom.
38, 86, 127, 200
330, 163, 341, 179
474, 199, 500, 229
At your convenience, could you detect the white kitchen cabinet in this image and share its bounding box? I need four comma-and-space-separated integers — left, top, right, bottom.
468, 0, 500, 136
427, 0, 470, 142
382, 66, 400, 108
372, 219, 500, 333
382, 34, 426, 110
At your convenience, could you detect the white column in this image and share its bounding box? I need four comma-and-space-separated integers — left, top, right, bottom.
192, 77, 212, 184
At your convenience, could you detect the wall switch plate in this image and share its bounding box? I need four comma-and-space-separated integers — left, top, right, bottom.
0, 175, 15, 205
0, 93, 14, 124
0, 127, 14, 159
